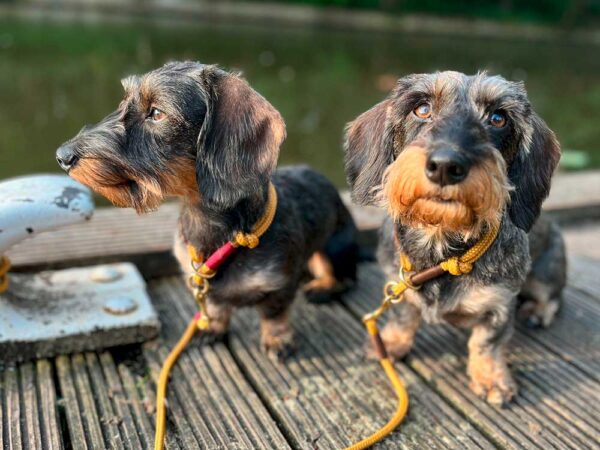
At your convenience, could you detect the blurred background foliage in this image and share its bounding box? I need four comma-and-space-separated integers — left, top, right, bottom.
251, 0, 600, 27
0, 1, 598, 204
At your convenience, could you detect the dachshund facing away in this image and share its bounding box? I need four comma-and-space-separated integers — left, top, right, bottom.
57, 61, 359, 360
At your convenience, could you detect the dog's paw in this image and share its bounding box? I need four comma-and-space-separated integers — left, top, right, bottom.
470, 373, 517, 406
196, 329, 228, 346
468, 356, 517, 406
261, 331, 296, 362
365, 322, 415, 361
518, 298, 561, 328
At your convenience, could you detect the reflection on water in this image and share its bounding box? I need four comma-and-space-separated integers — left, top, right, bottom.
0, 20, 598, 203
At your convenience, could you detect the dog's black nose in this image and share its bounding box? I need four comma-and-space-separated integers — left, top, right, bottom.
56, 145, 78, 172
425, 149, 470, 186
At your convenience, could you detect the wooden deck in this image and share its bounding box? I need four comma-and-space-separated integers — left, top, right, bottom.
2, 193, 600, 449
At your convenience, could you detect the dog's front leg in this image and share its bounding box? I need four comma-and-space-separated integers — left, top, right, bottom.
198, 299, 232, 344
368, 300, 421, 360
467, 300, 517, 406
258, 301, 295, 361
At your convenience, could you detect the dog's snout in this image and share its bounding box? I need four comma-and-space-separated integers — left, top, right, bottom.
425, 148, 470, 186
56, 144, 78, 172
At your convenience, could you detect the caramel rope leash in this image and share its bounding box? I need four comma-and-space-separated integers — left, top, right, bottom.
154, 183, 278, 450
346, 224, 499, 450
0, 256, 10, 294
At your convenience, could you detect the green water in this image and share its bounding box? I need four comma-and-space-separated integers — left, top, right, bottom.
1, 20, 599, 198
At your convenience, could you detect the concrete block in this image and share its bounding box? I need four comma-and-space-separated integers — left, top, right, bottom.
0, 263, 160, 363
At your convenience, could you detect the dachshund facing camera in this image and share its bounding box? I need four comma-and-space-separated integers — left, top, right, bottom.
344, 71, 566, 405
56, 61, 359, 360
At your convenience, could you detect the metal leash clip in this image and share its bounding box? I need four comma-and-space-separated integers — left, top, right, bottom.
187, 260, 215, 330
398, 268, 421, 291
363, 267, 423, 324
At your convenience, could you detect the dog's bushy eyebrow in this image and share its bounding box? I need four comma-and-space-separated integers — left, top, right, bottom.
121, 75, 141, 94
395, 72, 469, 110
469, 74, 529, 112
393, 74, 436, 116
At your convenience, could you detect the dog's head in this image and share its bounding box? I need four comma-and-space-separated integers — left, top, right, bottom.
344, 71, 560, 235
56, 61, 286, 213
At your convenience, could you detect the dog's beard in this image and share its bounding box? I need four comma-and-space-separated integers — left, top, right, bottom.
382, 145, 510, 236
69, 158, 163, 213
69, 156, 199, 213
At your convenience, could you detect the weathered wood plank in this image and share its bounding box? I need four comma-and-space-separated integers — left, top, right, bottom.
568, 255, 600, 299
71, 353, 108, 448
116, 361, 165, 450
83, 352, 125, 449
0, 368, 3, 450
563, 224, 600, 261
0, 361, 63, 450
55, 355, 92, 449
144, 277, 292, 450
7, 204, 179, 275
225, 285, 496, 449
343, 264, 600, 450
98, 353, 145, 450
20, 362, 43, 450
519, 287, 600, 380
37, 359, 63, 450
4, 367, 22, 449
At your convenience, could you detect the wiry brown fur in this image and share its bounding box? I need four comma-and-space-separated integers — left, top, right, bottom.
58, 61, 360, 360
345, 71, 565, 406
70, 155, 198, 211
383, 145, 510, 235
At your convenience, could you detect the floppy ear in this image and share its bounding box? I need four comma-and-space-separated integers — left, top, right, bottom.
507, 113, 560, 231
197, 69, 285, 210
344, 99, 396, 206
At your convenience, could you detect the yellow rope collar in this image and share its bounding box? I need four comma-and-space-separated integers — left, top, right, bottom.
233, 182, 278, 249
187, 181, 278, 265
438, 225, 499, 275
386, 224, 499, 299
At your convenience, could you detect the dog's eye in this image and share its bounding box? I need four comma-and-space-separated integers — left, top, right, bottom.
489, 111, 507, 128
414, 103, 432, 119
148, 108, 166, 122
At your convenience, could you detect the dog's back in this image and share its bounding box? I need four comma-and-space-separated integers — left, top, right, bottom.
520, 214, 567, 327
273, 165, 359, 290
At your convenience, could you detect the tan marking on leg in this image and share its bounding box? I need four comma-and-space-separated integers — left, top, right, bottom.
260, 312, 294, 361
468, 325, 517, 405
303, 251, 341, 293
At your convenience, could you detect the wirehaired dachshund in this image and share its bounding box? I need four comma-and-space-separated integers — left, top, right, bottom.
344, 71, 566, 405
56, 61, 359, 360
